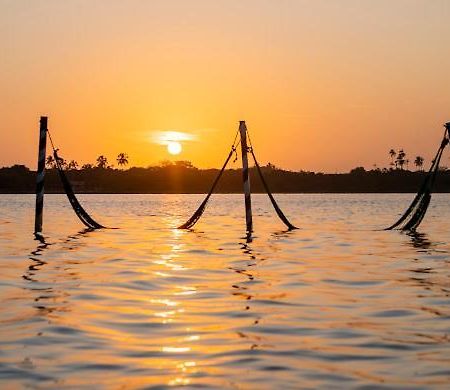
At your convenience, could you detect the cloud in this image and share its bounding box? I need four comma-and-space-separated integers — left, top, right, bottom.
150, 131, 197, 146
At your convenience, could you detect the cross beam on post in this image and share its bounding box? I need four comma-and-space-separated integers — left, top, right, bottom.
239, 121, 253, 234
34, 116, 47, 236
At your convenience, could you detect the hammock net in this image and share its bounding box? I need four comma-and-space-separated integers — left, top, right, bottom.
386, 126, 449, 231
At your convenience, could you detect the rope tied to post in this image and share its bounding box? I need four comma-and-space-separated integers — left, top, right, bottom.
178, 130, 241, 229
385, 124, 449, 231
178, 123, 297, 231
47, 129, 105, 230
245, 128, 297, 231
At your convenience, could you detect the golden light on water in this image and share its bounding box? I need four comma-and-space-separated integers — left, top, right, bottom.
2, 1, 450, 387
162, 347, 191, 353
1, 194, 448, 388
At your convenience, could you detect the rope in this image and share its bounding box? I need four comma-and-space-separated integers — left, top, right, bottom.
386, 129, 448, 231
47, 129, 105, 229
47, 128, 56, 151
250, 148, 298, 230
178, 131, 240, 229
246, 126, 297, 230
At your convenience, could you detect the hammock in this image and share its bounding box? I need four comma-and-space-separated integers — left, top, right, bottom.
178, 147, 235, 229
179, 126, 297, 231
250, 148, 297, 230
386, 129, 449, 231
53, 150, 105, 229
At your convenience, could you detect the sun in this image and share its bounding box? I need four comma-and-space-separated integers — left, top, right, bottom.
167, 141, 182, 155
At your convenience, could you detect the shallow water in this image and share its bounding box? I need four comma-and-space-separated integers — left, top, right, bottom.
0, 193, 449, 389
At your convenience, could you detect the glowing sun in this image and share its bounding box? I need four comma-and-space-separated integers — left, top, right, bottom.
151, 130, 193, 155
167, 141, 182, 155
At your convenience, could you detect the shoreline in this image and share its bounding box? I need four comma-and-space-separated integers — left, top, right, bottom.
2, 191, 450, 195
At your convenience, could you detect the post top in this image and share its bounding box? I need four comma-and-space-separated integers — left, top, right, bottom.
445, 122, 450, 130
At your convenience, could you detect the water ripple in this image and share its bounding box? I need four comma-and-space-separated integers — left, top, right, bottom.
0, 193, 449, 388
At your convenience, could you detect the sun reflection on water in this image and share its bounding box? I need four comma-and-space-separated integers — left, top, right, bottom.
1, 194, 449, 388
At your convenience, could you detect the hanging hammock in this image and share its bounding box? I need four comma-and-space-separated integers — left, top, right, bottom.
47, 129, 105, 230
250, 148, 297, 230
178, 146, 236, 229
385, 128, 449, 231
178, 126, 297, 231
53, 150, 105, 229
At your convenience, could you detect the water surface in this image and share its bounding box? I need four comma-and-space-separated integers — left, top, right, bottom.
0, 194, 449, 389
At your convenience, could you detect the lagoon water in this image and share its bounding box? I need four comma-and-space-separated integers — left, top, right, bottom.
0, 194, 449, 389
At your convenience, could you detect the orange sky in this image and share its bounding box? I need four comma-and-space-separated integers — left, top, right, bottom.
1, 0, 450, 172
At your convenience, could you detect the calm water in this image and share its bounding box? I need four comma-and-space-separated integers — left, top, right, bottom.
0, 194, 449, 389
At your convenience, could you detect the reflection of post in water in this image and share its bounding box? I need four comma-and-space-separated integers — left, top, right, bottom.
23, 239, 55, 318
24, 229, 91, 316
24, 239, 50, 283
229, 242, 259, 308
229, 241, 268, 349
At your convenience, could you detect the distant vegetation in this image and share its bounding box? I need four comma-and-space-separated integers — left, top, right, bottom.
1, 150, 449, 193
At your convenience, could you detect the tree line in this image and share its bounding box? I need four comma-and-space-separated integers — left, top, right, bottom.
388, 149, 425, 171
1, 147, 448, 193
1, 157, 449, 194
46, 153, 129, 170
42, 149, 430, 173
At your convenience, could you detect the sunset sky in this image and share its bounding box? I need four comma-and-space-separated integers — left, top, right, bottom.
1, 0, 450, 172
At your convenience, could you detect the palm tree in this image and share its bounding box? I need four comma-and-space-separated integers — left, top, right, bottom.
96, 155, 108, 168
68, 160, 78, 170
116, 153, 129, 169
389, 149, 396, 167
396, 149, 406, 170
414, 156, 424, 171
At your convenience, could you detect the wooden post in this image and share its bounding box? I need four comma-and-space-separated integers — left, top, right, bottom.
239, 121, 253, 233
34, 116, 47, 235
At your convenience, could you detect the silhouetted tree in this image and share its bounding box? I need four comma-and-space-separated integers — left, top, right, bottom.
81, 163, 93, 169
46, 155, 55, 169
389, 149, 396, 167
8, 164, 29, 173
55, 156, 68, 170
159, 160, 173, 167
396, 149, 406, 170
68, 160, 78, 170
266, 162, 278, 170
414, 156, 424, 171
174, 160, 194, 169
96, 155, 108, 168
116, 153, 129, 168
350, 166, 366, 175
